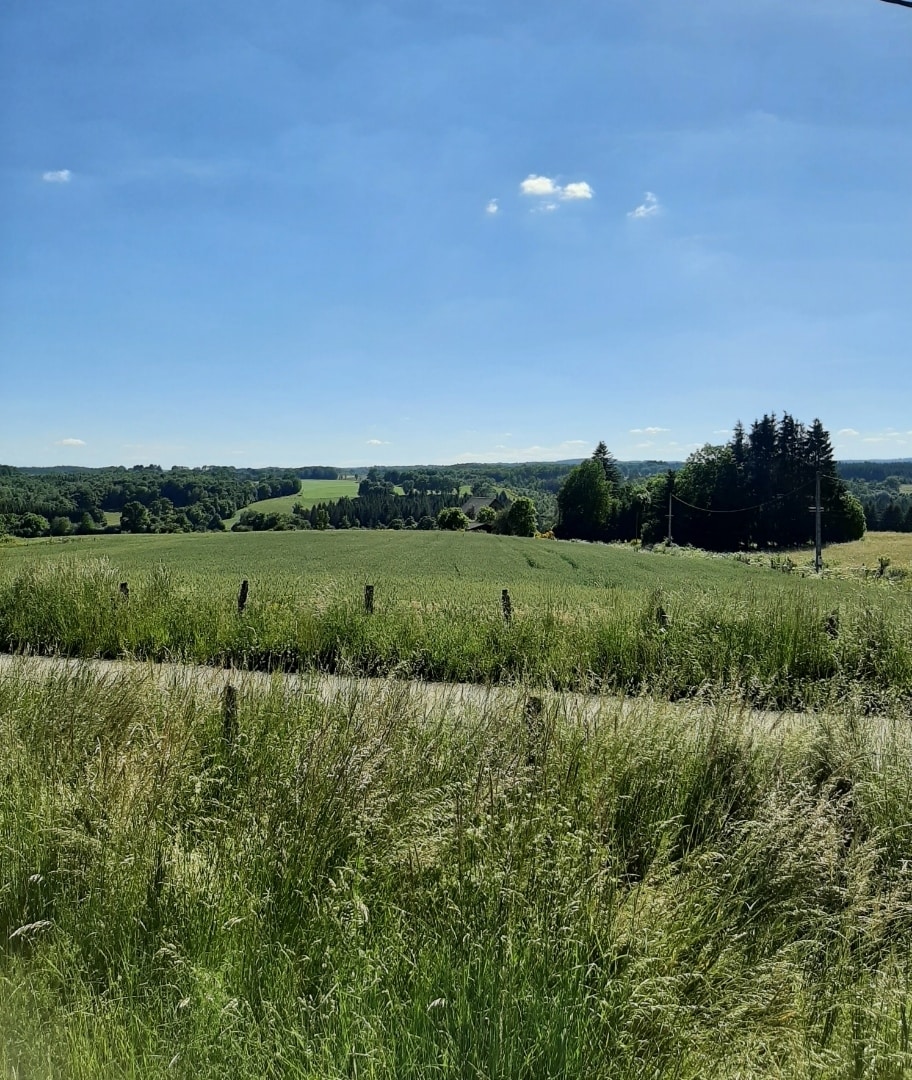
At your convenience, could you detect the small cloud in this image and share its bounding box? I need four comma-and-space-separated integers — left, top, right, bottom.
366, 439, 390, 446
628, 191, 661, 219
713, 429, 733, 436
630, 426, 669, 435
521, 174, 594, 207
560, 181, 593, 201
635, 442, 655, 450
485, 198, 499, 215
43, 169, 71, 183
837, 428, 859, 437
520, 174, 560, 197
55, 437, 85, 447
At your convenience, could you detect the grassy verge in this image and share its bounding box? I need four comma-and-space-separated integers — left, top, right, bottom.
1, 660, 911, 1077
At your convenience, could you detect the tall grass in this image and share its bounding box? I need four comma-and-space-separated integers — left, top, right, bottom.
1, 556, 910, 707
1, 659, 911, 1077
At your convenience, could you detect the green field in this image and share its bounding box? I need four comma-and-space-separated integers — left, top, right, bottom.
2, 657, 912, 1078
225, 478, 359, 524
1, 531, 910, 706
3, 532, 912, 1076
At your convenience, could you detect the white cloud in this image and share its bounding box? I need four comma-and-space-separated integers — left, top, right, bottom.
485, 198, 499, 215
520, 175, 594, 206
55, 437, 85, 447
628, 191, 661, 219
42, 169, 71, 183
366, 439, 390, 446
713, 429, 733, 436
520, 174, 560, 197
630, 426, 669, 435
560, 181, 593, 201
837, 428, 860, 437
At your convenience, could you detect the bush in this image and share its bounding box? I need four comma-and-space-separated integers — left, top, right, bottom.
436, 507, 469, 531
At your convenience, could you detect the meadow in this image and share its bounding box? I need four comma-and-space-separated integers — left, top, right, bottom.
1, 531, 910, 708
2, 658, 911, 1078
785, 532, 912, 574
225, 479, 360, 525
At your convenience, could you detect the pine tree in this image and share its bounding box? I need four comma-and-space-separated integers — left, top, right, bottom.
592, 442, 623, 489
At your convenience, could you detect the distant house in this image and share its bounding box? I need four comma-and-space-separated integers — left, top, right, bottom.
460, 494, 510, 519
461, 493, 511, 532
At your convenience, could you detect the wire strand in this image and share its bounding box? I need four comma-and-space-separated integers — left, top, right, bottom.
670, 473, 839, 516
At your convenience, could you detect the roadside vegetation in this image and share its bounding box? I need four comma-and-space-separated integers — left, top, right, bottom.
1, 532, 910, 708
2, 659, 911, 1078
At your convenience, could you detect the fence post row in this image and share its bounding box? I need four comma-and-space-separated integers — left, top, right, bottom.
502, 589, 512, 623
364, 584, 375, 614
237, 580, 249, 615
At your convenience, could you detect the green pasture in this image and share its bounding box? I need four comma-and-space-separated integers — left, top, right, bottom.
1, 531, 910, 705
225, 478, 359, 524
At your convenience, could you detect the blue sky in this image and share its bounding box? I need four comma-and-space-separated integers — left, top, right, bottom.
2, 0, 911, 467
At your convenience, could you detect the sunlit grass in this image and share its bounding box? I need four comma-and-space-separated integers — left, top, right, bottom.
1, 659, 911, 1078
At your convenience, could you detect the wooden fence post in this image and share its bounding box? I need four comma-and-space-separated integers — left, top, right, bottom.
237, 580, 249, 615
222, 684, 238, 751
524, 695, 543, 766
501, 589, 512, 623
119, 581, 129, 601
656, 604, 669, 630
364, 584, 375, 614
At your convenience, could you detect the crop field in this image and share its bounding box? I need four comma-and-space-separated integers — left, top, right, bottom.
1, 657, 911, 1078
225, 479, 360, 524
1, 531, 910, 707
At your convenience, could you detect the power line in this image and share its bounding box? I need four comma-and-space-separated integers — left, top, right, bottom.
670, 477, 816, 516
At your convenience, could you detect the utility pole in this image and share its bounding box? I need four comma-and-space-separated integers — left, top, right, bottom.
812, 468, 822, 574
667, 492, 673, 544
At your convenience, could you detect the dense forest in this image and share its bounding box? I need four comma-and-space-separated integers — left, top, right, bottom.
0, 465, 310, 537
